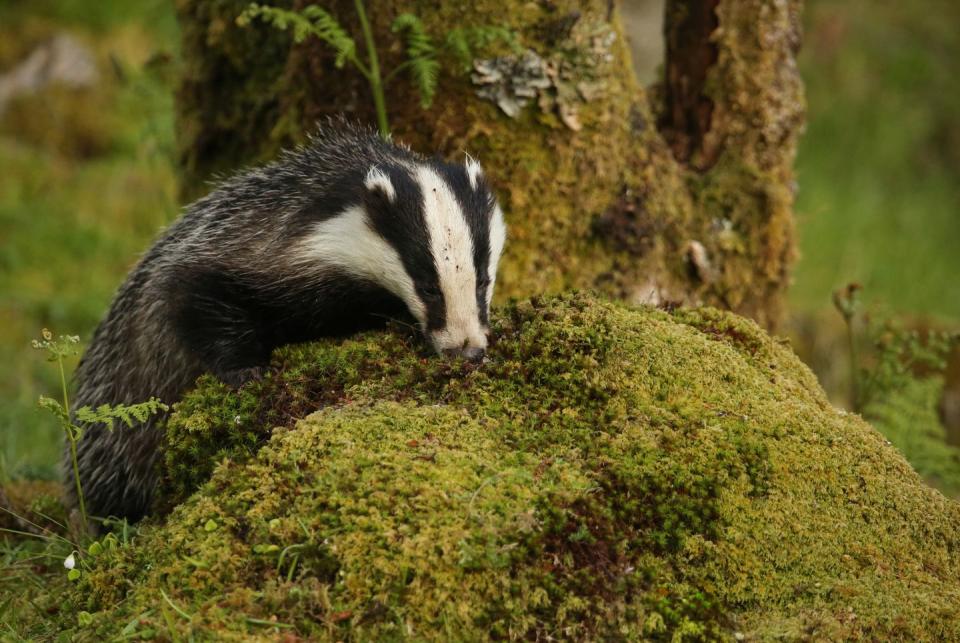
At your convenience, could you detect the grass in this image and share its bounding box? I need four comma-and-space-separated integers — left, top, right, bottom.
0, 0, 179, 480
791, 0, 960, 319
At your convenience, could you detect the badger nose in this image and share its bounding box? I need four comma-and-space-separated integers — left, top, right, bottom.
442, 346, 485, 363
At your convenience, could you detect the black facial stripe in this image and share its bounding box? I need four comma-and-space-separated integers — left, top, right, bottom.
362, 164, 446, 330
431, 161, 493, 324
285, 166, 369, 240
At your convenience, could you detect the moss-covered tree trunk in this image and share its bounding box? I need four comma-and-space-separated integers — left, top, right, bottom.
175, 0, 803, 328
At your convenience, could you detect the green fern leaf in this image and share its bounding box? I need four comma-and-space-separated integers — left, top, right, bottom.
446, 29, 472, 71
239, 4, 358, 69
392, 13, 439, 108
445, 25, 521, 72
75, 398, 169, 432
301, 5, 358, 68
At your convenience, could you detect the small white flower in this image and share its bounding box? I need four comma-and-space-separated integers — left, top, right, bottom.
234, 415, 242, 425
64, 552, 76, 570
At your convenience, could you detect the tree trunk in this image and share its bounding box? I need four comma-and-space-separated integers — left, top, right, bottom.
174, 0, 804, 328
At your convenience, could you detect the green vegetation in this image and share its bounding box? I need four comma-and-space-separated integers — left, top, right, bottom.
4, 293, 960, 640
0, 0, 178, 480
831, 284, 960, 496
31, 330, 168, 532
236, 2, 517, 136
792, 0, 960, 319
867, 378, 960, 497
238, 1, 395, 136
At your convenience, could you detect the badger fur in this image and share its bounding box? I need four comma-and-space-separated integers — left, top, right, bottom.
68, 121, 507, 523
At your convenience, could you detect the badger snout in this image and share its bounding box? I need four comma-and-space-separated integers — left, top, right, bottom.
441, 345, 486, 363
430, 326, 488, 363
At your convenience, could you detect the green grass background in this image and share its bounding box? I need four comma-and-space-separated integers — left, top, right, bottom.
0, 0, 957, 479
792, 1, 960, 319
0, 0, 179, 478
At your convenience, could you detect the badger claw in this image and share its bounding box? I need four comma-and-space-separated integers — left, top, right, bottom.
218, 366, 266, 389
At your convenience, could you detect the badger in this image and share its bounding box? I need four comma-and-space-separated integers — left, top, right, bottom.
68, 121, 507, 523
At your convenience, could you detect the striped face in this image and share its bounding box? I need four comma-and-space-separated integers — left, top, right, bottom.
299, 156, 505, 361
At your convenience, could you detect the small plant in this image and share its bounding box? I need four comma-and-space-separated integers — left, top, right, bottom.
833, 282, 863, 407
238, 2, 518, 136
833, 284, 958, 412
32, 330, 167, 533
832, 284, 960, 495
859, 321, 958, 410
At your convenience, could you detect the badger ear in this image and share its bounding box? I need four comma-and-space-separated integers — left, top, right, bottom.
464, 154, 483, 190
364, 167, 396, 203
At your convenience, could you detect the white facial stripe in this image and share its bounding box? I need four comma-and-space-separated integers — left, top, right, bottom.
415, 165, 487, 350
364, 167, 396, 202
294, 205, 426, 324
465, 155, 483, 191
487, 204, 506, 307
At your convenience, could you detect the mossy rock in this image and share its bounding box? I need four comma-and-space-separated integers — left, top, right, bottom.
57, 294, 960, 639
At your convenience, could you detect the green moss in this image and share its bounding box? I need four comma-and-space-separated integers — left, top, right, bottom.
679, 0, 804, 327
11, 293, 957, 640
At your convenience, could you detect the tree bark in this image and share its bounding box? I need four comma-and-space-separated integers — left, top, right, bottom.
174, 0, 804, 328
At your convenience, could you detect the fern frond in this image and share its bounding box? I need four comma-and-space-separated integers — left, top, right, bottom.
38, 396, 68, 424
392, 13, 439, 108
446, 29, 472, 71
238, 4, 359, 70
75, 398, 169, 432
445, 26, 521, 71
238, 4, 314, 43
301, 5, 359, 69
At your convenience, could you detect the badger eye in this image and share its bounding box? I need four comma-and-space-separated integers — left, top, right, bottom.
420, 285, 442, 301
476, 278, 490, 292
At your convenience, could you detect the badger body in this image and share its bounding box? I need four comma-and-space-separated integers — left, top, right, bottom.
68, 122, 506, 522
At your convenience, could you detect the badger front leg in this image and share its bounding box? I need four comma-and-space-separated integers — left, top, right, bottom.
216, 365, 266, 388
169, 269, 271, 388
178, 315, 269, 388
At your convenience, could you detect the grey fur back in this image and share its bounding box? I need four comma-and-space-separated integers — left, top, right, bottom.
66, 121, 420, 522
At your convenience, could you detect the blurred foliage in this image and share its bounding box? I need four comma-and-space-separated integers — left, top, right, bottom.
850, 311, 960, 496
0, 0, 179, 479
792, 0, 960, 319
866, 377, 960, 497
788, 0, 960, 494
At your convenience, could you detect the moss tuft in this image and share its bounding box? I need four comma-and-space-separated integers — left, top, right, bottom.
15, 293, 960, 640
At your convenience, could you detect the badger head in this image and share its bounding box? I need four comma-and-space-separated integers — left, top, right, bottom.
300, 154, 506, 362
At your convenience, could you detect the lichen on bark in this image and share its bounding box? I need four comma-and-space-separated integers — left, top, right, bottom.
174, 0, 804, 328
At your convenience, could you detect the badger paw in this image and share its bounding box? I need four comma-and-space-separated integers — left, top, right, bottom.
218, 365, 266, 389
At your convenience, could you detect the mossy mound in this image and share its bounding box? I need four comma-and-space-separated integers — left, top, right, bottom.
56, 294, 960, 639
